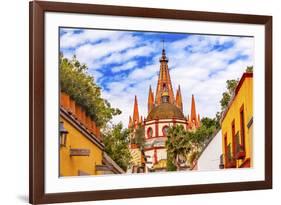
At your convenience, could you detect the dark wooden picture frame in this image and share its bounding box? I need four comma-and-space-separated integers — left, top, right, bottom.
29, 1, 272, 204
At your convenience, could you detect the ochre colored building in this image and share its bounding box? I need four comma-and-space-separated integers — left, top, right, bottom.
59, 92, 124, 176
128, 47, 201, 172
221, 72, 253, 168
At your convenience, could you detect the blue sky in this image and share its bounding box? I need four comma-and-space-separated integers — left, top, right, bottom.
60, 28, 254, 126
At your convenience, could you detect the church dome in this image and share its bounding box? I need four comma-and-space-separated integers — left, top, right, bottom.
147, 103, 185, 121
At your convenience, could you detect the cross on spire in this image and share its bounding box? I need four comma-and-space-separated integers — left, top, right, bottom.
160, 39, 168, 62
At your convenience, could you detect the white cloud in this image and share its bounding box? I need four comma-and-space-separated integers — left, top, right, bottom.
90, 41, 159, 72
128, 63, 158, 81
60, 29, 254, 127
116, 35, 254, 125
111, 61, 138, 73
60, 29, 124, 49
75, 34, 139, 68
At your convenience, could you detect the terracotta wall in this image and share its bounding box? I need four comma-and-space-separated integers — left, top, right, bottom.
60, 92, 101, 140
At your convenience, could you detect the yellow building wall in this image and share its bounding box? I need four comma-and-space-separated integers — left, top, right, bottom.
60, 116, 103, 176
221, 75, 253, 168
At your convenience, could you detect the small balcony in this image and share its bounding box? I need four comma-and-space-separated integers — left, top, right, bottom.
235, 144, 246, 160
235, 132, 246, 160
226, 158, 236, 168
225, 144, 236, 168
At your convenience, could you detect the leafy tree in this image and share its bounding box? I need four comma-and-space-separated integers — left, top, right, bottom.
187, 124, 215, 165
166, 122, 217, 169
188, 151, 199, 165
201, 116, 220, 131
220, 79, 239, 111
133, 124, 145, 149
220, 92, 231, 110
102, 123, 132, 171
166, 125, 192, 171
60, 54, 121, 127
190, 125, 215, 145
166, 151, 177, 171
216, 66, 253, 131
226, 79, 239, 95
219, 66, 253, 112
246, 66, 253, 72
201, 117, 217, 129
215, 111, 222, 129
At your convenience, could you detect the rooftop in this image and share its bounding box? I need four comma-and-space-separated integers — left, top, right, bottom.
147, 102, 185, 121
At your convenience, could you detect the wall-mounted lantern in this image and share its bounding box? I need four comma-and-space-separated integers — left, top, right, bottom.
60, 121, 68, 147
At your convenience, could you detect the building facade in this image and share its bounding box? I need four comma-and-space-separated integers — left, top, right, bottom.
221, 72, 253, 169
128, 48, 201, 172
59, 92, 125, 176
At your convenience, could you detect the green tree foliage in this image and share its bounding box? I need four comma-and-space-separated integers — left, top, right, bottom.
131, 124, 145, 149
200, 117, 217, 130
215, 111, 222, 129
219, 66, 253, 112
226, 79, 239, 95
188, 151, 199, 165
220, 92, 231, 111
59, 54, 121, 127
166, 125, 192, 171
189, 125, 215, 145
102, 123, 132, 171
166, 151, 177, 171
246, 66, 253, 73
166, 122, 217, 170
201, 116, 220, 131
220, 79, 239, 111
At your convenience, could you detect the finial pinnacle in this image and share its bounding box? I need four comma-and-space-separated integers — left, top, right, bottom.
161, 40, 166, 57
159, 39, 168, 62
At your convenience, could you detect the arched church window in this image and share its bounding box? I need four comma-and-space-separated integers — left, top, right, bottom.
162, 126, 169, 136
147, 127, 153, 138
163, 83, 167, 91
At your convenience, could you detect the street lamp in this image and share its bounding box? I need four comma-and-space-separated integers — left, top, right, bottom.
60, 121, 68, 147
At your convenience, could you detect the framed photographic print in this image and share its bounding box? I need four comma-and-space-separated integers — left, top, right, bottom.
29, 1, 272, 204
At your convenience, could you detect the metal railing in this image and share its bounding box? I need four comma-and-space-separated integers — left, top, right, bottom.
226, 144, 233, 161
226, 144, 236, 168
235, 131, 245, 159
